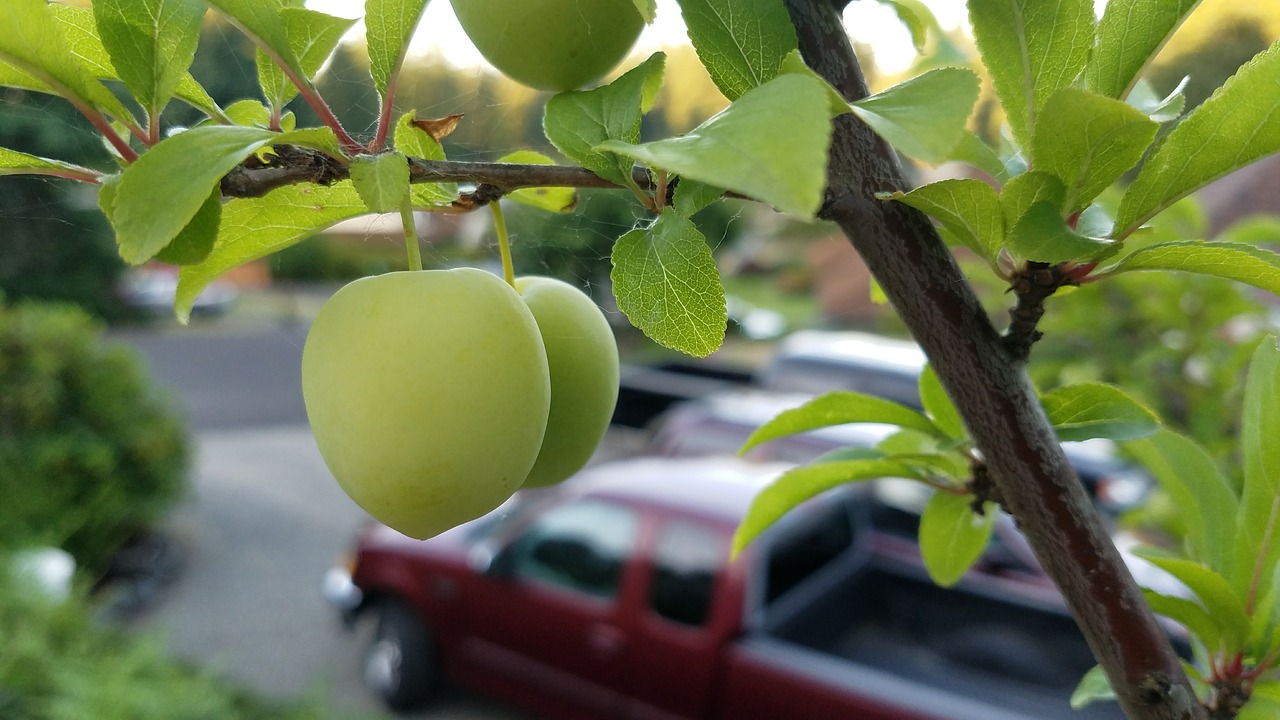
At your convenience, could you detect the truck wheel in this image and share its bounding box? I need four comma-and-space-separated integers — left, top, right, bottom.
363, 599, 440, 712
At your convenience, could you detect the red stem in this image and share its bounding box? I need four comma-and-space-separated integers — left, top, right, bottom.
148, 110, 161, 147
294, 79, 364, 155
70, 97, 138, 163
371, 75, 398, 152
215, 16, 365, 155
4, 59, 140, 162
16, 166, 105, 184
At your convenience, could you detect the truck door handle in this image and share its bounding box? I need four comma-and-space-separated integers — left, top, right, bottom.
587, 623, 625, 656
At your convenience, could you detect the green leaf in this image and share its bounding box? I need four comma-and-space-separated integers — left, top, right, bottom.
394, 113, 457, 207
258, 7, 356, 109
811, 446, 887, 464
1000, 170, 1064, 232
1239, 694, 1280, 720
544, 53, 665, 189
498, 151, 575, 213
1124, 429, 1237, 574
967, 0, 1095, 149
225, 99, 272, 127
1084, 0, 1201, 99
1075, 203, 1115, 239
1007, 201, 1115, 264
599, 74, 832, 218
112, 126, 277, 265
1031, 87, 1158, 213
876, 431, 971, 480
176, 182, 368, 322
918, 366, 966, 440
777, 50, 853, 119
673, 178, 725, 217
676, 0, 797, 101
92, 0, 205, 114
349, 152, 410, 214
365, 0, 429, 97
1115, 41, 1280, 239
1133, 551, 1251, 651
1217, 214, 1280, 245
1102, 241, 1280, 296
632, 0, 658, 23
885, 178, 1002, 261
1235, 337, 1280, 599
272, 126, 344, 158
1070, 666, 1116, 709
1041, 383, 1160, 442
740, 390, 943, 455
1141, 589, 1224, 655
1252, 681, 1280, 704
154, 187, 221, 266
850, 67, 980, 165
0, 146, 96, 179
0, 0, 136, 124
1248, 563, 1280, 658
205, 0, 305, 86
733, 459, 923, 554
919, 492, 997, 587
948, 132, 1008, 182
1128, 76, 1188, 124
47, 4, 222, 121
611, 209, 726, 357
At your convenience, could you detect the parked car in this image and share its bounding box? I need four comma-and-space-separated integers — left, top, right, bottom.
755, 329, 927, 407
646, 389, 1153, 515
325, 456, 1124, 720
118, 267, 237, 318
614, 328, 999, 430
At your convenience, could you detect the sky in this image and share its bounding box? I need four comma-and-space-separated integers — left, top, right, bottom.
304, 0, 973, 75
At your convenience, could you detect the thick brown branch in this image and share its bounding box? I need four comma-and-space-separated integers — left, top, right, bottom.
218, 145, 655, 201
784, 2, 1204, 719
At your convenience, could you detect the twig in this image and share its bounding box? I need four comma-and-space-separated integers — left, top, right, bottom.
218, 145, 660, 200
1002, 261, 1074, 362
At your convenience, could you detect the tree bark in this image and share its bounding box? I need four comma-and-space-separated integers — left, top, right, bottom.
783, 2, 1205, 719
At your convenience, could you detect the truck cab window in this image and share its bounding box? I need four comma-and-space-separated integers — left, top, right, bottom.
764, 501, 855, 604
508, 499, 640, 599
649, 520, 726, 626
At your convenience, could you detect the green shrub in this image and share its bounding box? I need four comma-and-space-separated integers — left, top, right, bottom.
0, 561, 352, 720
269, 235, 406, 282
0, 300, 189, 573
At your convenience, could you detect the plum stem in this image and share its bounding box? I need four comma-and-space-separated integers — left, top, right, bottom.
491, 201, 516, 288
400, 195, 423, 271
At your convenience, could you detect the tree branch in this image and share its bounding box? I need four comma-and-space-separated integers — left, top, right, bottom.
783, 2, 1204, 719
218, 145, 660, 206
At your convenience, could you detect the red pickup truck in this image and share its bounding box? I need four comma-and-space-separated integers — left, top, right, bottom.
325, 457, 1123, 720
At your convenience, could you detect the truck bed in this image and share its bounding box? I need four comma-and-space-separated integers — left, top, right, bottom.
753, 557, 1125, 720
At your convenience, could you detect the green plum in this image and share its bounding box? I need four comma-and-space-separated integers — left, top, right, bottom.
302, 269, 550, 539
450, 0, 645, 92
516, 276, 620, 488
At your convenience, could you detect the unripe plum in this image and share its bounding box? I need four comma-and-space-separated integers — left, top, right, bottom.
449, 0, 645, 92
516, 276, 620, 488
302, 269, 550, 539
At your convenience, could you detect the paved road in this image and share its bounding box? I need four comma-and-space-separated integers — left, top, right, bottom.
111, 321, 312, 431
114, 319, 642, 719
154, 426, 533, 719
